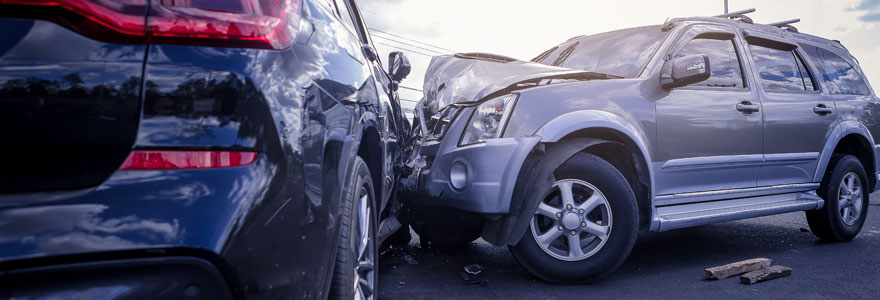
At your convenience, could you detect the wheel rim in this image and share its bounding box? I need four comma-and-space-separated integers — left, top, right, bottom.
529, 179, 613, 262
838, 172, 864, 226
353, 185, 376, 300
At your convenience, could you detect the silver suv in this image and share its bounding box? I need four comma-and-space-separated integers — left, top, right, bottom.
401, 10, 879, 283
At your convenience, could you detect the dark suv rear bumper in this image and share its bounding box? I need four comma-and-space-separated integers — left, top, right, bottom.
0, 252, 236, 300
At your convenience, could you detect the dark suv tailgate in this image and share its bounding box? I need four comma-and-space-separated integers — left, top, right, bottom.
0, 18, 145, 192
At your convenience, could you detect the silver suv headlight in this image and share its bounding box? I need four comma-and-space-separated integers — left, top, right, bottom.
459, 94, 517, 146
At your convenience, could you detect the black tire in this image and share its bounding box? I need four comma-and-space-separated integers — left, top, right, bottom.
329, 156, 378, 299
385, 224, 412, 248
412, 222, 480, 248
509, 152, 638, 284
409, 206, 482, 248
806, 154, 870, 241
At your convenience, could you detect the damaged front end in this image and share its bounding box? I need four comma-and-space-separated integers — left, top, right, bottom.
397, 52, 619, 243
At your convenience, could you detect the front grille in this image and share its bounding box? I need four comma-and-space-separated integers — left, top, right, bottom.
425, 106, 461, 141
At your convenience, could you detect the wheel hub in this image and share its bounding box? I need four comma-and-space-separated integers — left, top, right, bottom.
561, 212, 581, 230
838, 172, 863, 226
529, 179, 613, 262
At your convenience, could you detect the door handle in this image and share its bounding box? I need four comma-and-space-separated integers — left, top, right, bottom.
735, 100, 760, 115
813, 104, 833, 116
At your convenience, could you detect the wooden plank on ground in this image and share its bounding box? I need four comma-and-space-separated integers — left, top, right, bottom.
739, 265, 792, 284
704, 258, 772, 280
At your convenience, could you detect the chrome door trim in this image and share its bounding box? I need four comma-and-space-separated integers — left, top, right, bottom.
655, 182, 820, 206
661, 154, 764, 169
763, 152, 819, 163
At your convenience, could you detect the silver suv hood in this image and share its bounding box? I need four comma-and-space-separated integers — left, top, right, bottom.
420, 53, 601, 114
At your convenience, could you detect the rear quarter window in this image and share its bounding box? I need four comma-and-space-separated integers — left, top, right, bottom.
801, 45, 871, 95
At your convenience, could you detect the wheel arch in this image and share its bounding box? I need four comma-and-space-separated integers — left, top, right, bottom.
537, 110, 656, 230
815, 121, 877, 191
482, 111, 658, 245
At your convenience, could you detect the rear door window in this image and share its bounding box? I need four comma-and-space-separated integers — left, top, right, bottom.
675, 37, 745, 89
801, 45, 871, 95
749, 44, 816, 92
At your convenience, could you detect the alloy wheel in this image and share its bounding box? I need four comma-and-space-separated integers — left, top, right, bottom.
353, 185, 376, 300
530, 179, 613, 261
838, 172, 864, 226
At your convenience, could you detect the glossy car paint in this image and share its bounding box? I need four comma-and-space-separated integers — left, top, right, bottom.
0, 0, 410, 298
408, 17, 879, 244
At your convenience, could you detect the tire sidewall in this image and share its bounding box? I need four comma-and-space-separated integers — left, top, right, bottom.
330, 157, 378, 299
821, 155, 869, 240
511, 152, 638, 283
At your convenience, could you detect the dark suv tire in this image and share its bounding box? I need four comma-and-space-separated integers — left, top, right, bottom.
330, 156, 378, 299
509, 152, 638, 283
806, 154, 870, 241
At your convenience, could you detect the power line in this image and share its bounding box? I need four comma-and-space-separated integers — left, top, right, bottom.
368, 27, 458, 54
398, 85, 423, 92
373, 41, 437, 57
371, 34, 450, 55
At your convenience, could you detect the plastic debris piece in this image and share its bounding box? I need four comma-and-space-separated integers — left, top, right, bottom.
402, 254, 419, 265
464, 264, 484, 275
458, 272, 489, 286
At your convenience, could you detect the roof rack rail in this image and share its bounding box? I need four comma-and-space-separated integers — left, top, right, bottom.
714, 8, 756, 19
714, 8, 756, 24
766, 19, 800, 33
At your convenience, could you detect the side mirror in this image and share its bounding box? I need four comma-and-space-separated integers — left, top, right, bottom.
661, 54, 711, 89
388, 51, 411, 83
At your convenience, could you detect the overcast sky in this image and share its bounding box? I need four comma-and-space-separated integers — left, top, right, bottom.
354, 0, 880, 113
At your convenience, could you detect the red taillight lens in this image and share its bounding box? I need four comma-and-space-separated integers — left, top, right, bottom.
119, 150, 258, 170
0, 0, 149, 41
0, 0, 301, 50
148, 0, 300, 49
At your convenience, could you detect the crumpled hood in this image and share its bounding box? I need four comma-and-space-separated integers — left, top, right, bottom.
420, 53, 592, 114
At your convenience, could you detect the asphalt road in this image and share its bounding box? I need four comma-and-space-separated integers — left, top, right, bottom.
378, 192, 880, 299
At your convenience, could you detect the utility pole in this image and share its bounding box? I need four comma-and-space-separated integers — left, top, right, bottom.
724, 0, 729, 14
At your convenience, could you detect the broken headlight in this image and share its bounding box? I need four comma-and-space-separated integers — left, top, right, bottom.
459, 94, 517, 146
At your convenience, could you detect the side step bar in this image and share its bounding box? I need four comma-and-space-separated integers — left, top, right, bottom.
656, 191, 823, 232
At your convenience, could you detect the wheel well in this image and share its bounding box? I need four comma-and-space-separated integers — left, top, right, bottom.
562, 128, 652, 232
358, 126, 383, 208
833, 134, 876, 190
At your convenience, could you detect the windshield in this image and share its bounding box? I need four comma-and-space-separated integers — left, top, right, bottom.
532, 26, 668, 78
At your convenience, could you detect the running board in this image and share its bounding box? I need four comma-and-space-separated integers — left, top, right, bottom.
656, 191, 823, 232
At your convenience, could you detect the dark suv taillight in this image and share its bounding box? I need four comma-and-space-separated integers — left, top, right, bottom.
0, 0, 301, 49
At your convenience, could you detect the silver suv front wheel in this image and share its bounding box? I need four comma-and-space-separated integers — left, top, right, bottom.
509, 152, 638, 284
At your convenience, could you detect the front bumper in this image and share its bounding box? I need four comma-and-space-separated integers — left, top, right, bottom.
412, 107, 541, 214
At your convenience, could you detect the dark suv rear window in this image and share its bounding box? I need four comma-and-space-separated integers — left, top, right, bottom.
800, 45, 871, 95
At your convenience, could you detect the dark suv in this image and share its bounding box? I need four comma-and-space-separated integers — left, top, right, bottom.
404, 10, 878, 283
0, 0, 411, 299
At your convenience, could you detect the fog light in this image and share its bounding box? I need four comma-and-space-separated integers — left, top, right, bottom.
450, 161, 468, 189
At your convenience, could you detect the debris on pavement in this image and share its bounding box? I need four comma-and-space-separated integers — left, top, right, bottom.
464, 264, 484, 275
739, 266, 792, 284
398, 281, 406, 286
458, 271, 489, 286
402, 254, 419, 265
705, 258, 772, 280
